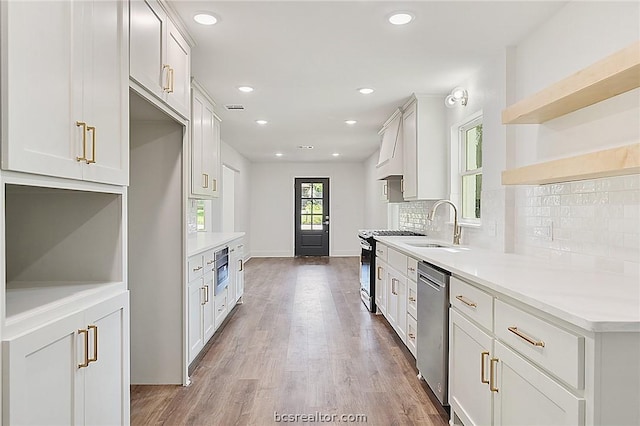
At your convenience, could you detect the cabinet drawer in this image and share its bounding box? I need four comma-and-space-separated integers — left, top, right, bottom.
188, 254, 204, 282
450, 277, 493, 331
203, 249, 215, 273
407, 257, 418, 281
495, 300, 584, 389
406, 315, 417, 358
375, 243, 388, 261
407, 278, 417, 320
388, 248, 407, 273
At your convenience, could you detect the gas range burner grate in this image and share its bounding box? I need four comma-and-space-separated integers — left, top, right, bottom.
358, 229, 425, 239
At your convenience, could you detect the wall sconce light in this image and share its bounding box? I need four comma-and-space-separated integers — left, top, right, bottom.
445, 87, 468, 108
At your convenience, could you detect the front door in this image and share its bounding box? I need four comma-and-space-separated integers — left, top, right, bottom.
294, 178, 329, 256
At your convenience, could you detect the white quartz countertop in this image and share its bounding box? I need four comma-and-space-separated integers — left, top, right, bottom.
375, 236, 640, 333
187, 232, 245, 257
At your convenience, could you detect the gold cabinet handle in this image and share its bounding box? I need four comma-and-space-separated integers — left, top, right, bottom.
383, 183, 388, 196
409, 296, 416, 302
239, 259, 243, 272
193, 265, 203, 272
377, 266, 383, 280
202, 173, 209, 188
78, 328, 90, 368
162, 64, 171, 91
88, 325, 98, 363
169, 67, 174, 93
212, 178, 217, 192
391, 278, 398, 295
508, 326, 545, 347
490, 358, 499, 392
206, 260, 215, 265
408, 333, 416, 340
201, 287, 206, 305
205, 286, 209, 303
481, 351, 490, 384
76, 121, 88, 162
456, 295, 477, 308
408, 267, 416, 272
86, 126, 96, 164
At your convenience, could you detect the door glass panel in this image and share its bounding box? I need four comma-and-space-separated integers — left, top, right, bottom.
312, 200, 323, 214
302, 183, 312, 198
313, 183, 323, 198
312, 215, 322, 230
301, 199, 313, 214
301, 214, 312, 230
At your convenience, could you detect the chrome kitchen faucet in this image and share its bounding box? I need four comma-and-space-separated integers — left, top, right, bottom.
427, 200, 462, 245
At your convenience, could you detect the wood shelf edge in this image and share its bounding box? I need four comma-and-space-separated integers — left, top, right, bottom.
502, 144, 640, 185
502, 41, 640, 124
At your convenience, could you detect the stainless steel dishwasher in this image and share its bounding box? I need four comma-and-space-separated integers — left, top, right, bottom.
417, 261, 451, 406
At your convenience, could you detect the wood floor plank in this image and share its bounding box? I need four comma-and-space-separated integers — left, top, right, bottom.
131, 257, 449, 426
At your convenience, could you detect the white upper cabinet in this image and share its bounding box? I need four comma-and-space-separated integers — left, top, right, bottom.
191, 81, 221, 198
376, 109, 404, 180
1, 0, 129, 185
402, 95, 446, 200
130, 0, 191, 119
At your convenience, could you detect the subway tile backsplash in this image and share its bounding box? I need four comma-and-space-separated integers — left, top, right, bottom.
515, 174, 639, 276
397, 175, 640, 277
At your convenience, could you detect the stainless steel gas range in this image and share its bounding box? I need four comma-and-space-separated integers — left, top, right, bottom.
357, 229, 424, 312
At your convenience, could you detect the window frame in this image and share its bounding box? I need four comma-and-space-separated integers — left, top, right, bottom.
450, 110, 483, 227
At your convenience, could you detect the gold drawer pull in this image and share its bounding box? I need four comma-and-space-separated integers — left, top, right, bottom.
409, 296, 416, 302
86, 126, 96, 164
239, 259, 244, 271
212, 178, 217, 191
490, 358, 499, 392
408, 267, 416, 272
508, 326, 545, 347
76, 121, 88, 162
408, 333, 416, 340
162, 64, 171, 91
206, 260, 215, 265
88, 325, 98, 363
377, 266, 382, 280
480, 351, 489, 384
455, 295, 477, 307
193, 266, 203, 272
202, 173, 209, 188
78, 328, 90, 368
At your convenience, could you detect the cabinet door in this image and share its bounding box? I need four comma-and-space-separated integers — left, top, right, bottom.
1, 0, 84, 181
129, 0, 166, 98
493, 341, 585, 426
203, 272, 215, 342
214, 287, 228, 330
236, 244, 245, 300
396, 275, 407, 343
165, 20, 191, 118
386, 270, 399, 328
450, 310, 493, 426
83, 292, 130, 426
191, 90, 207, 196
81, 0, 129, 185
201, 102, 218, 196
375, 261, 386, 315
187, 279, 204, 363
402, 102, 418, 199
2, 311, 84, 425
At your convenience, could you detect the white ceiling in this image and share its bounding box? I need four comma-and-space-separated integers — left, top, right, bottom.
169, 1, 566, 163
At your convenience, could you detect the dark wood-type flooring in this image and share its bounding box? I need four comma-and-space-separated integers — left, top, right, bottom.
131, 257, 449, 425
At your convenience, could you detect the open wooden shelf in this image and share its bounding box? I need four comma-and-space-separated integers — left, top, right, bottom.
502, 143, 640, 185
502, 41, 640, 124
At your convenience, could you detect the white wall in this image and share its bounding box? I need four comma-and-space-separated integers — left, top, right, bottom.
250, 161, 364, 257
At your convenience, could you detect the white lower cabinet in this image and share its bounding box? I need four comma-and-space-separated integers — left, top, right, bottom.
187, 272, 214, 363
450, 277, 587, 426
493, 341, 584, 426
375, 259, 387, 316
2, 291, 129, 425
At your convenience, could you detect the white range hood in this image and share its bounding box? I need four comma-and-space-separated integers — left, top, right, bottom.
376, 108, 403, 180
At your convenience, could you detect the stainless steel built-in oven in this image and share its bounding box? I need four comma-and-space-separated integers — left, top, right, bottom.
214, 247, 229, 295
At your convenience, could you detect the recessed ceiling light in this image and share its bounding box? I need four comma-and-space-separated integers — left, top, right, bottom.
332, 153, 340, 157
237, 86, 254, 93
345, 120, 357, 125
194, 13, 217, 25
388, 12, 414, 25
358, 88, 374, 95
255, 120, 268, 125
275, 153, 283, 157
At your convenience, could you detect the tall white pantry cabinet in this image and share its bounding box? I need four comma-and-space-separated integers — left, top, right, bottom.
0, 0, 131, 424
